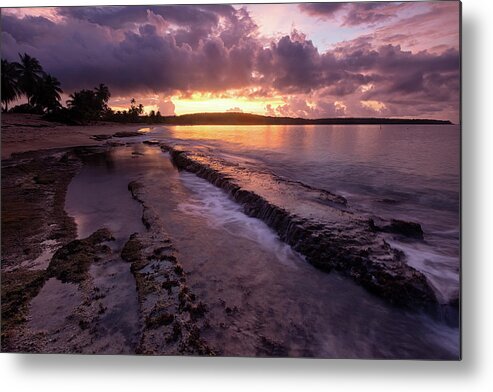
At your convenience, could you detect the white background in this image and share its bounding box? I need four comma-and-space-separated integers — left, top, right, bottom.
1, 0, 491, 390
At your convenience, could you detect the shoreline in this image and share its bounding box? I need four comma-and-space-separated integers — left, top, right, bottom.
1, 144, 214, 354
0, 116, 459, 357
1, 147, 82, 350
1, 113, 153, 159
163, 143, 458, 321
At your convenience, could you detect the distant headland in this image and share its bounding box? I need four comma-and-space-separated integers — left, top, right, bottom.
160, 112, 453, 126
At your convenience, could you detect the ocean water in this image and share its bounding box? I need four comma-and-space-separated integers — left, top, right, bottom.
63, 125, 460, 358
152, 124, 460, 304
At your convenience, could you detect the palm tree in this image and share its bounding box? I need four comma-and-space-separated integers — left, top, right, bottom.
94, 83, 111, 116
17, 53, 44, 106
128, 98, 144, 118
95, 83, 110, 104
67, 89, 97, 112
1, 59, 21, 112
67, 88, 106, 121
33, 74, 63, 113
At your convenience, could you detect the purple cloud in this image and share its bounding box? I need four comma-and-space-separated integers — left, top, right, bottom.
298, 3, 347, 17
1, 8, 259, 94
1, 3, 460, 121
299, 2, 403, 26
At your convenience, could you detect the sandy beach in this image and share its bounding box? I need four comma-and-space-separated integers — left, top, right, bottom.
1, 113, 150, 159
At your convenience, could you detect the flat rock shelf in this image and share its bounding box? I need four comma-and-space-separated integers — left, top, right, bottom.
162, 143, 457, 323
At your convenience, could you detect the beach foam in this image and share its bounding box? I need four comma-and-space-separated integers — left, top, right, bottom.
177, 171, 302, 269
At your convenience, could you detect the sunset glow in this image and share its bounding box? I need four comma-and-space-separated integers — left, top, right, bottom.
172, 93, 285, 116
0, 1, 462, 360
1, 2, 460, 122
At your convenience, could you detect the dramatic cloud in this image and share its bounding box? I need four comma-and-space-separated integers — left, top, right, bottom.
299, 2, 407, 26
58, 5, 241, 48
1, 2, 460, 122
1, 6, 259, 93
298, 3, 347, 18
372, 2, 460, 52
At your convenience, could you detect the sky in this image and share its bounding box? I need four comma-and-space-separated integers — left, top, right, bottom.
1, 2, 460, 122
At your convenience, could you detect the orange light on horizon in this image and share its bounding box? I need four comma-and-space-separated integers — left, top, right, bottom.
109, 92, 286, 116
172, 95, 285, 116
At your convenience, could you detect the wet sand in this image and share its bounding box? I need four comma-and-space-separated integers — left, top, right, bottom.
1, 113, 151, 159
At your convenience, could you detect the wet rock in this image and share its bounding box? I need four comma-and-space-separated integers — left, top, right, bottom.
113, 131, 143, 138
1, 269, 48, 348
47, 228, 114, 284
166, 145, 439, 313
33, 173, 56, 185
1, 149, 83, 350
161, 279, 179, 293
377, 198, 400, 205
386, 219, 424, 239
166, 322, 182, 343
125, 180, 215, 356
107, 141, 125, 147
317, 191, 348, 207
120, 234, 143, 263
189, 302, 207, 320
257, 336, 289, 357
145, 307, 175, 329
370, 218, 424, 240
1, 150, 81, 270
3, 146, 151, 354
90, 134, 112, 141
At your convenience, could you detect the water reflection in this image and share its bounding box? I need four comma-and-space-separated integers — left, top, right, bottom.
167, 124, 460, 177
156, 124, 460, 303
63, 143, 459, 358
65, 145, 170, 246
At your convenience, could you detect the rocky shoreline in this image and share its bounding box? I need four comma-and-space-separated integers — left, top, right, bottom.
125, 180, 214, 355
162, 144, 457, 321
1, 138, 458, 354
1, 145, 216, 354
1, 148, 82, 350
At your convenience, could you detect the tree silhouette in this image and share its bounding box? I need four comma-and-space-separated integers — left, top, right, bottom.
66, 84, 113, 122
67, 89, 100, 121
17, 53, 44, 106
95, 83, 111, 111
32, 74, 63, 113
1, 59, 21, 112
128, 98, 144, 119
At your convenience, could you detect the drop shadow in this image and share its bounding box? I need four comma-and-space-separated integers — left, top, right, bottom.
458, 6, 480, 374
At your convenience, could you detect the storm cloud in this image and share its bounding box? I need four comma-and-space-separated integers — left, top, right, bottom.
299, 2, 405, 26
1, 3, 460, 121
1, 6, 258, 93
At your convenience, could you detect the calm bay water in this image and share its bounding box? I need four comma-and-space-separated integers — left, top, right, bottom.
65, 141, 460, 358
153, 124, 461, 303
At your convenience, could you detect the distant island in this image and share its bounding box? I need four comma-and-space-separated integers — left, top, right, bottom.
159, 112, 453, 126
